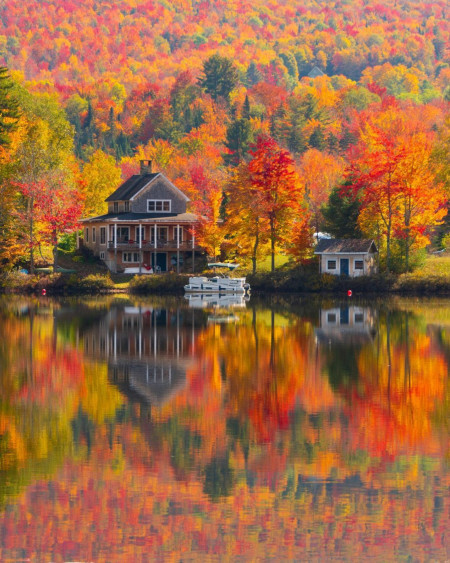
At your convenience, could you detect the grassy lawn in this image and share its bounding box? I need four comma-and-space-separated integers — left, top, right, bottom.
413, 254, 450, 278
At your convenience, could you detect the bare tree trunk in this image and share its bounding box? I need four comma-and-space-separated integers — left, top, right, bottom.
252, 229, 259, 275
270, 218, 275, 273
29, 196, 35, 274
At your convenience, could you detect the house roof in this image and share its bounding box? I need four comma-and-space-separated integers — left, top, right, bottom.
105, 173, 159, 201
105, 172, 190, 203
81, 211, 198, 223
314, 239, 377, 254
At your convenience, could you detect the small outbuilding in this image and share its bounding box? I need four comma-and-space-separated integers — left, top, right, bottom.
314, 239, 378, 277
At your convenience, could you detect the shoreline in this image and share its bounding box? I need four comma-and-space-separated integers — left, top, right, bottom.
0, 270, 449, 297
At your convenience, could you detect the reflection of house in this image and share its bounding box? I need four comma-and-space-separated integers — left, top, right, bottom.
315, 306, 376, 345
83, 304, 206, 407
81, 160, 202, 273
315, 239, 378, 277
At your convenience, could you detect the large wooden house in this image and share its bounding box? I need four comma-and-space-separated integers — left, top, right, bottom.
81, 160, 201, 273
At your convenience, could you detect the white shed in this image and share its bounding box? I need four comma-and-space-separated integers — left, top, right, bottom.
314, 239, 378, 277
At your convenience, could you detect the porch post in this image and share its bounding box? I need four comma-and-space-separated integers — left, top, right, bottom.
114, 223, 117, 273
154, 223, 157, 271
192, 228, 195, 273
176, 223, 180, 274
139, 223, 142, 274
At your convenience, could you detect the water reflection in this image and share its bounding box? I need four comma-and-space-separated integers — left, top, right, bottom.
0, 296, 448, 561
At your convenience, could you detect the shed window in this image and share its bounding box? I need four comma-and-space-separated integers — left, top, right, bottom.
148, 200, 171, 212
355, 260, 364, 270
327, 313, 337, 323
327, 260, 336, 270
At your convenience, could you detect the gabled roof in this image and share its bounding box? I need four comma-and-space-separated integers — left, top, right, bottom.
314, 239, 377, 254
308, 66, 325, 78
105, 173, 159, 201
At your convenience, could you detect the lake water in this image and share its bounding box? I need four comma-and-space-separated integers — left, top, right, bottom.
0, 294, 448, 561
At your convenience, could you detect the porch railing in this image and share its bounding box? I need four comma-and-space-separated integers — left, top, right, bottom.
107, 238, 199, 251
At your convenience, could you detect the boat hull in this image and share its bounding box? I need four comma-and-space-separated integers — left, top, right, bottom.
184, 276, 250, 294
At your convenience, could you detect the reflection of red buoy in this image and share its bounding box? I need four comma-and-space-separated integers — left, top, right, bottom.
41, 288, 47, 296
347, 289, 352, 297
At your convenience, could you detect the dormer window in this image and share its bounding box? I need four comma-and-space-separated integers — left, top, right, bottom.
113, 202, 119, 213
125, 202, 130, 212
148, 199, 171, 213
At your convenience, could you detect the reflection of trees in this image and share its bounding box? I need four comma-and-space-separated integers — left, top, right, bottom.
0, 294, 449, 556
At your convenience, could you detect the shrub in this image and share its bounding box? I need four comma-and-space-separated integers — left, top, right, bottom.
130, 273, 189, 294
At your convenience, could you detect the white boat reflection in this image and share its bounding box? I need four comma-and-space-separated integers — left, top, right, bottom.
184, 293, 249, 309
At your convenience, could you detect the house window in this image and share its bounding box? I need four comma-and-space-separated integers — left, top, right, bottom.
118, 227, 129, 242
125, 202, 130, 212
355, 313, 364, 323
123, 252, 140, 263
355, 260, 364, 270
85, 227, 89, 243
147, 199, 171, 213
135, 226, 144, 243
327, 260, 336, 270
174, 226, 183, 242
100, 251, 106, 260
100, 227, 106, 245
157, 227, 168, 241
113, 202, 119, 213
92, 227, 96, 243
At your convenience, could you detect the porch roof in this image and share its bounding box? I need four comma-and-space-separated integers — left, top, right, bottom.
81, 212, 198, 223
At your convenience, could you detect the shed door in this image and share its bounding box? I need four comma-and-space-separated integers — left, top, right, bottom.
340, 258, 349, 276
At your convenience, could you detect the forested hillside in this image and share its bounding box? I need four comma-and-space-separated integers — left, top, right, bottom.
0, 0, 448, 272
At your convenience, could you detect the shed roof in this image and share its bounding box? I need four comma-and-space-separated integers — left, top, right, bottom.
314, 239, 377, 254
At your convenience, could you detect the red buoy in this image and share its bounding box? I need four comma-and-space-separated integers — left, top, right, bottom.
347, 289, 352, 297
41, 288, 47, 296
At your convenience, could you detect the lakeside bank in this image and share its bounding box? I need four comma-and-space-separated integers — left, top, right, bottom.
1, 267, 449, 296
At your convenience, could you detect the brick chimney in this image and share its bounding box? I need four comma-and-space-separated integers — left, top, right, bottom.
140, 159, 152, 175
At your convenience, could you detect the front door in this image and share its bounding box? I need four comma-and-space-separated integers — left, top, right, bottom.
340, 258, 349, 276
152, 252, 167, 272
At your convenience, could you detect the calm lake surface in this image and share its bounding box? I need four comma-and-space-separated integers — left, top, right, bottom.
0, 294, 448, 562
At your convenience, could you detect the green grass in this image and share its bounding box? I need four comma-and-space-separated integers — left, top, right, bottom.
413, 254, 450, 278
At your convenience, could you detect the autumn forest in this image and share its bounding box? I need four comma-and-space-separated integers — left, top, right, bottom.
0, 0, 449, 273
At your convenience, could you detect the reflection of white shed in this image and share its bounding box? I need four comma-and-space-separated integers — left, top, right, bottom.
314, 239, 378, 277
315, 306, 377, 345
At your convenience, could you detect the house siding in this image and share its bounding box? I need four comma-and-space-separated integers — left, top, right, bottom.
132, 177, 187, 214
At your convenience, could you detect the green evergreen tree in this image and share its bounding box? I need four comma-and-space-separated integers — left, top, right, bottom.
0, 66, 20, 147
246, 61, 263, 86
198, 54, 238, 102
224, 118, 252, 165
322, 184, 362, 238
242, 95, 251, 120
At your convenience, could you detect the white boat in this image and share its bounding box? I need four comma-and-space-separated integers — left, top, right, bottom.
184, 275, 250, 294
